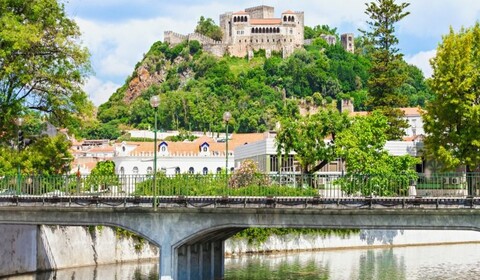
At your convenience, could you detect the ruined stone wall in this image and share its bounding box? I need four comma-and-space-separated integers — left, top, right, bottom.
164, 31, 187, 46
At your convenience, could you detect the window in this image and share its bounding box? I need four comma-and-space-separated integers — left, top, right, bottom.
122, 146, 126, 152
203, 146, 208, 152
133, 167, 139, 174
161, 146, 166, 152
188, 167, 194, 174
203, 167, 208, 175
120, 167, 125, 175
147, 167, 153, 174
216, 167, 222, 174
175, 167, 181, 174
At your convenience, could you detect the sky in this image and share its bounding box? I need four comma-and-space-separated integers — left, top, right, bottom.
63, 0, 480, 106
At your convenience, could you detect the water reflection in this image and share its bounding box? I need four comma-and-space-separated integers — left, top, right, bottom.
7, 243, 480, 280
4, 262, 158, 280
225, 243, 480, 280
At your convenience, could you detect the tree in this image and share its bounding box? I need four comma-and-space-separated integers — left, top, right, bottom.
19, 134, 73, 176
423, 24, 480, 194
86, 160, 119, 192
0, 0, 91, 140
361, 0, 410, 139
276, 105, 351, 174
194, 16, 223, 41
336, 111, 419, 196
304, 25, 338, 39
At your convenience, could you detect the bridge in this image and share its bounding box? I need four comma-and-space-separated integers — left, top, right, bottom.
1, 173, 480, 280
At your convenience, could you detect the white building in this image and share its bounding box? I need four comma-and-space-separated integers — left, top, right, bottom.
112, 134, 266, 176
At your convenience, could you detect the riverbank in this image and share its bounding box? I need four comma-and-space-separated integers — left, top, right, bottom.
225, 229, 480, 256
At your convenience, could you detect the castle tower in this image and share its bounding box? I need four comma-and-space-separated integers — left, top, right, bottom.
245, 5, 274, 19
341, 33, 355, 53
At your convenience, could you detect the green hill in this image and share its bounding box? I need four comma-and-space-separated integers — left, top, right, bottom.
96, 35, 429, 135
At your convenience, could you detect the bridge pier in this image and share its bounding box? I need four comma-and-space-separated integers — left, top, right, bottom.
175, 241, 224, 280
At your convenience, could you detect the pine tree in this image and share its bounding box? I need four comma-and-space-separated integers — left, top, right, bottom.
361, 0, 410, 139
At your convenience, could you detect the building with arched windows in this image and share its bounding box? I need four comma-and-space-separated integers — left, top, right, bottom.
112, 133, 267, 176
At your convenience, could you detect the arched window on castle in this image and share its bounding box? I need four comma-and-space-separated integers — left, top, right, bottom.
234, 17, 237, 23
251, 27, 255, 33
283, 16, 287, 22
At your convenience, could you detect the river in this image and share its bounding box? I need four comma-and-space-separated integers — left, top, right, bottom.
5, 243, 480, 279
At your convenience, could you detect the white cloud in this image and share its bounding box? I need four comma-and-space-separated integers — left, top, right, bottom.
405, 49, 436, 78
83, 77, 121, 106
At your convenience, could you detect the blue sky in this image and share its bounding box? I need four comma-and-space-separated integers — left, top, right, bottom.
64, 0, 480, 106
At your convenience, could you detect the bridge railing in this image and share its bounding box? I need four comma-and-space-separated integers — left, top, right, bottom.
0, 173, 479, 198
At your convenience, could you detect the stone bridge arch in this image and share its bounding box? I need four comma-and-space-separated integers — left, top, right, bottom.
2, 206, 480, 279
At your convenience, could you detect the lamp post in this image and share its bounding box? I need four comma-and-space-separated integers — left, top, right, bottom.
150, 95, 160, 209
15, 117, 24, 194
223, 111, 231, 188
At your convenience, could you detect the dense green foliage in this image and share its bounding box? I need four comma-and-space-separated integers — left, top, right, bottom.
0, 134, 72, 176
423, 24, 480, 175
134, 173, 318, 197
361, 0, 411, 139
0, 0, 92, 142
304, 24, 337, 39
194, 16, 223, 41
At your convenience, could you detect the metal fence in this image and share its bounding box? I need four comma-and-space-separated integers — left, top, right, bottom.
1, 173, 479, 199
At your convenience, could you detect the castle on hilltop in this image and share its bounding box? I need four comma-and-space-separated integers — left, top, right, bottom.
164, 5, 354, 58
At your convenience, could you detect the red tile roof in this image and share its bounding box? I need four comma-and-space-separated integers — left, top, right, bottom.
121, 133, 267, 155
250, 18, 282, 25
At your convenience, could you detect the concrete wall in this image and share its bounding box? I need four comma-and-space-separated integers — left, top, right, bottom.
0, 225, 37, 276
0, 225, 159, 276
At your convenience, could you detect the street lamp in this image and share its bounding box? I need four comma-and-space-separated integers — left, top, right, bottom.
15, 117, 24, 194
223, 111, 231, 188
150, 95, 160, 209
